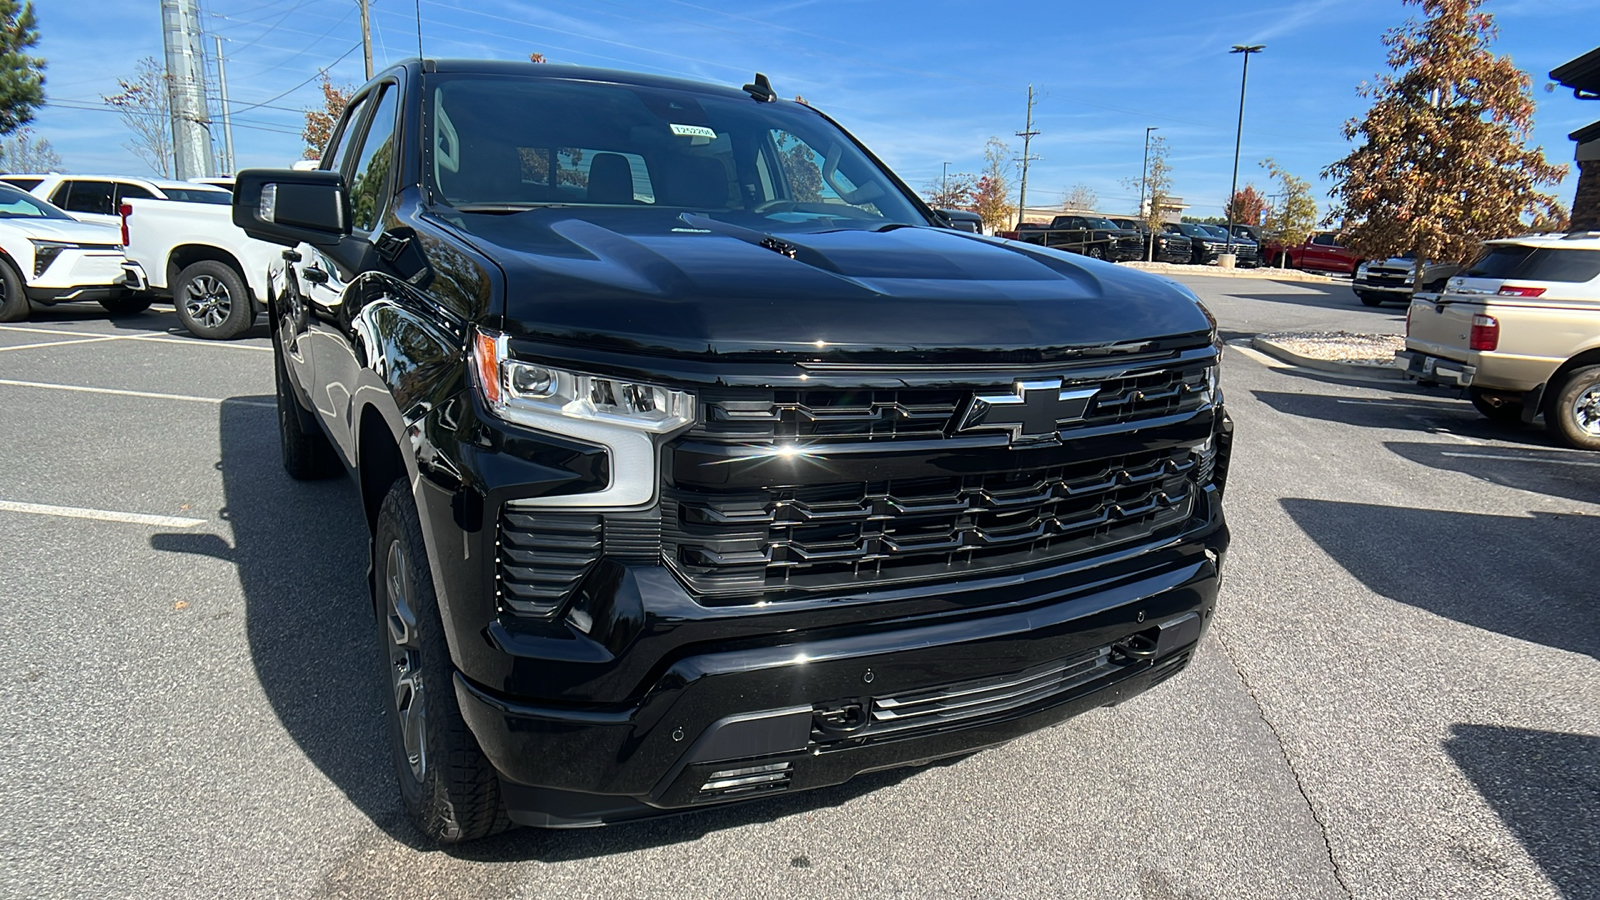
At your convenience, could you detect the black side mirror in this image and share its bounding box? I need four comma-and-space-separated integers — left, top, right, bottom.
232, 168, 351, 248
936, 209, 982, 233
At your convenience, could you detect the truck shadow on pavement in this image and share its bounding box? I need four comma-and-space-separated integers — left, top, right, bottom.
1251, 389, 1559, 448
152, 396, 924, 859
1385, 441, 1600, 506
1279, 499, 1599, 660
1444, 725, 1600, 898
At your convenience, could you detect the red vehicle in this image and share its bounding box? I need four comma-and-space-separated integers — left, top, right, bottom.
1262, 231, 1362, 273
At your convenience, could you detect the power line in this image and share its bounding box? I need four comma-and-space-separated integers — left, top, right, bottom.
224, 42, 363, 114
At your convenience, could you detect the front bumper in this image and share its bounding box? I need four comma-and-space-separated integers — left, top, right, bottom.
26, 251, 140, 304
1353, 278, 1412, 295
457, 542, 1222, 826
1396, 349, 1475, 386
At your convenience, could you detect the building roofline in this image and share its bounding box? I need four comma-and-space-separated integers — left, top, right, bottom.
1551, 46, 1600, 95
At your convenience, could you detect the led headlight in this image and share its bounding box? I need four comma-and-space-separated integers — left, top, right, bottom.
473, 329, 695, 508
30, 239, 77, 277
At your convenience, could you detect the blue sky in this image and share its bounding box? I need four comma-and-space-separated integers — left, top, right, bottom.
26, 0, 1599, 218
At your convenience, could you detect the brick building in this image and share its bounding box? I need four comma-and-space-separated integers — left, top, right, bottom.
1551, 48, 1600, 231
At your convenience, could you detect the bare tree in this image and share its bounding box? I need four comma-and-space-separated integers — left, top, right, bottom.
102, 57, 173, 178
1059, 183, 1097, 213
923, 171, 976, 210
0, 125, 60, 172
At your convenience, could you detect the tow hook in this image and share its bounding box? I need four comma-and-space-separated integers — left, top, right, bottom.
813, 700, 870, 737
1110, 630, 1161, 664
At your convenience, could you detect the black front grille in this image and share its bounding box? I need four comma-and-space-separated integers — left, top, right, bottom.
695, 361, 1212, 444
664, 444, 1204, 598
697, 387, 964, 442
497, 511, 603, 616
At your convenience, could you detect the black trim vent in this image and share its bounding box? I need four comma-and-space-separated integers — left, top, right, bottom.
1149, 649, 1194, 688
496, 511, 602, 617
602, 510, 661, 563
863, 648, 1112, 739
694, 760, 793, 803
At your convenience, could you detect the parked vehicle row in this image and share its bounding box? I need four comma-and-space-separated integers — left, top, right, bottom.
1015, 215, 1146, 261
0, 171, 278, 337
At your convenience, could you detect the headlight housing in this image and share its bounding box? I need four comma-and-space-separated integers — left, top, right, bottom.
1355, 261, 1371, 277
473, 329, 695, 507
30, 239, 77, 277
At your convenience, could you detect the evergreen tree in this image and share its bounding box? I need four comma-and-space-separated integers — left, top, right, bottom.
0, 1, 44, 135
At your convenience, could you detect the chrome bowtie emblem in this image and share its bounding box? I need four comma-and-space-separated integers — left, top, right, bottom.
958, 379, 1100, 444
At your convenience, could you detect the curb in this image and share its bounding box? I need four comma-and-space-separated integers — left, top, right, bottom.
1124, 262, 1340, 284
1250, 336, 1405, 381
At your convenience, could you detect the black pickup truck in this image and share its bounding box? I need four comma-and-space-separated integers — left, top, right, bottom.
233, 59, 1231, 842
1106, 217, 1192, 265
1017, 214, 1145, 262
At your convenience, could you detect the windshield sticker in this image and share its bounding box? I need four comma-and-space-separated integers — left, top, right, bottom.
670, 124, 717, 139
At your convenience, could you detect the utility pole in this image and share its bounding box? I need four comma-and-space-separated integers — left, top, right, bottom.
1141, 126, 1158, 261
213, 35, 235, 175
1225, 44, 1264, 265
1014, 84, 1039, 231
360, 0, 374, 79
160, 0, 216, 180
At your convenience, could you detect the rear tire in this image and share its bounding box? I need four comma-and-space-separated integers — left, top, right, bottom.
1545, 366, 1600, 451
374, 479, 512, 844
99, 295, 152, 316
275, 343, 341, 479
174, 261, 254, 340
1469, 388, 1524, 425
0, 261, 27, 322
1357, 291, 1385, 307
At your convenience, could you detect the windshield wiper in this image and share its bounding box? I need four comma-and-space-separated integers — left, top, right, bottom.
450, 203, 576, 214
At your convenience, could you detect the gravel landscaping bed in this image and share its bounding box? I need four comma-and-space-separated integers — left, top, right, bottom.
1256, 331, 1404, 366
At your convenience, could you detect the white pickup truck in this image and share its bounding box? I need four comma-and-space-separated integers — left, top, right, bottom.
120, 197, 281, 339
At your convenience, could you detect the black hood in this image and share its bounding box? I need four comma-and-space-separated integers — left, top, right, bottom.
454, 208, 1212, 364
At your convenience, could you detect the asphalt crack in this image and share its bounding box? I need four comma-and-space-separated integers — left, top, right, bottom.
1210, 625, 1355, 899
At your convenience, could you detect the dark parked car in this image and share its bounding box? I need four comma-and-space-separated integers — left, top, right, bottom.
938, 208, 983, 233
1171, 223, 1233, 265
1107, 217, 1192, 265
233, 59, 1231, 842
1018, 214, 1145, 261
1197, 225, 1258, 267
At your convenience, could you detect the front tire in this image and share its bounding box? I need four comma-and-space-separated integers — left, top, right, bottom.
1545, 366, 1600, 451
1357, 291, 1385, 307
99, 295, 152, 316
174, 261, 254, 340
374, 480, 511, 844
1087, 244, 1106, 260
0, 261, 27, 322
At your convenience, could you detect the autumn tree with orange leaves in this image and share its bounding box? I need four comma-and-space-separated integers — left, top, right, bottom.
302, 75, 355, 160
1323, 0, 1566, 288
1225, 185, 1266, 229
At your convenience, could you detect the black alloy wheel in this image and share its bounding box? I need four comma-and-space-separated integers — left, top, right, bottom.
374, 480, 511, 844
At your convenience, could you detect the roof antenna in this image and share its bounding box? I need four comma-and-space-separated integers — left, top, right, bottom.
742, 73, 776, 102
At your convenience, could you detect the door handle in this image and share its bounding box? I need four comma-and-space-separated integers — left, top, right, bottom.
302, 266, 329, 285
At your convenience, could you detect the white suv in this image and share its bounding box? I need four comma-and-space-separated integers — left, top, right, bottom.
0, 173, 232, 228
0, 184, 147, 322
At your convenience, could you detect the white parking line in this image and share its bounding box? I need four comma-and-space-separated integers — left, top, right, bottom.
0, 335, 145, 353
1440, 451, 1600, 468
0, 499, 205, 528
0, 378, 274, 407
0, 324, 272, 352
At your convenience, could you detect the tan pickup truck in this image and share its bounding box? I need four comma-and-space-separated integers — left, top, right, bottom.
1397, 233, 1600, 449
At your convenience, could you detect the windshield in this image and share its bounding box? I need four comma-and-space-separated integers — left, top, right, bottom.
427, 75, 927, 233
1175, 224, 1211, 238
0, 184, 72, 219
1084, 217, 1120, 230
163, 188, 232, 204
1464, 246, 1600, 283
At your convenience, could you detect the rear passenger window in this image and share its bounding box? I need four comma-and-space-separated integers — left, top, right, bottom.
60, 181, 115, 216
514, 148, 655, 204
116, 183, 157, 203
1464, 247, 1600, 283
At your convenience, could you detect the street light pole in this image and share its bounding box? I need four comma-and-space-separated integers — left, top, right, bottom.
1141, 126, 1158, 261
1225, 44, 1263, 265
942, 161, 950, 203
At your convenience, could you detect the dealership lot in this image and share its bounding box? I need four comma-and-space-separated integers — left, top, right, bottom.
0, 278, 1595, 899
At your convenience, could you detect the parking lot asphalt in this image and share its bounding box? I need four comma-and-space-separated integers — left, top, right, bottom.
1, 278, 1595, 899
